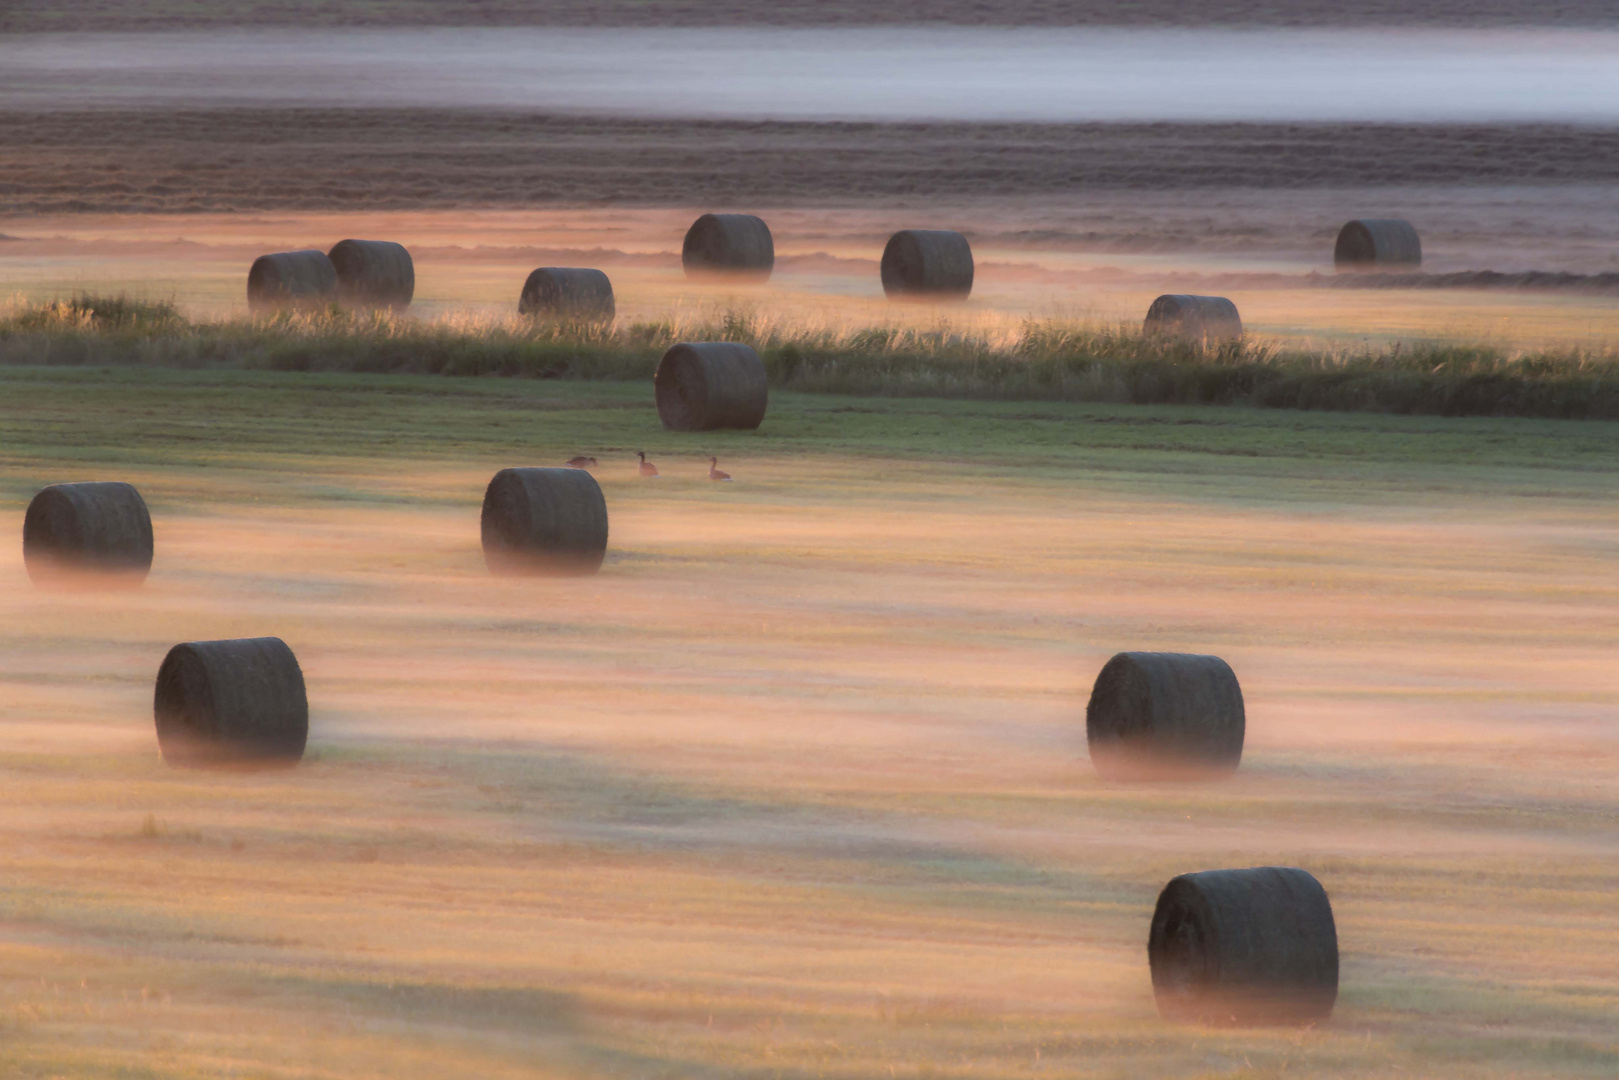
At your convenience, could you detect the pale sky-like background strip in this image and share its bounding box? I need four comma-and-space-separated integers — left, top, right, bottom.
2, 28, 1617, 123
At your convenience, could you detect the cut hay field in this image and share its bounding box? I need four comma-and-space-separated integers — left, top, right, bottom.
2, 366, 1617, 1078
5, 200, 1619, 347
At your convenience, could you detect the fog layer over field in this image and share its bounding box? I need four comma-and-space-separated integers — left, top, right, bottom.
5, 28, 1619, 122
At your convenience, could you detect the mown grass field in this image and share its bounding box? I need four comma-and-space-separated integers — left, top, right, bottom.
2, 366, 1618, 1079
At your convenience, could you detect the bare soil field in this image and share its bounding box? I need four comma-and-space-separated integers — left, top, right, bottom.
6, 112, 1619, 216
5, 0, 1617, 32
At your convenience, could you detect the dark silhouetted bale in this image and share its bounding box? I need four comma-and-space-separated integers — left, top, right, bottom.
881, 229, 974, 299
1149, 866, 1339, 1026
1143, 295, 1243, 341
682, 214, 774, 281
246, 250, 337, 310
481, 467, 609, 576
519, 267, 615, 320
1086, 651, 1244, 780
1334, 218, 1422, 268
23, 481, 153, 587
327, 238, 415, 308
654, 342, 769, 432
154, 637, 308, 768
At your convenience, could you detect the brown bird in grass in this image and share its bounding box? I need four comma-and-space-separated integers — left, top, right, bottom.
564, 455, 597, 469
708, 457, 732, 481
637, 451, 658, 477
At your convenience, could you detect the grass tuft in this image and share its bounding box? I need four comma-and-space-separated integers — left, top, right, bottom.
8, 294, 187, 332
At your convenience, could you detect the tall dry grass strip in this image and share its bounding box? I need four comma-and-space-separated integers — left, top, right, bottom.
246, 250, 337, 310
1335, 218, 1423, 268
1149, 866, 1339, 1026
480, 467, 609, 576
880, 229, 974, 299
7, 297, 1619, 419
154, 637, 309, 769
518, 268, 615, 320
328, 239, 415, 308
654, 341, 769, 431
682, 214, 775, 281
1143, 295, 1243, 342
1086, 651, 1245, 780
22, 481, 153, 588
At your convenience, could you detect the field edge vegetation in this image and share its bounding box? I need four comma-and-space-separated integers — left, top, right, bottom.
5, 295, 1619, 420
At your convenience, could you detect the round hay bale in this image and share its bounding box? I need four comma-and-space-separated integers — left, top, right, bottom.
1086, 651, 1244, 781
246, 250, 337, 311
481, 467, 609, 576
682, 214, 774, 281
654, 342, 769, 432
327, 238, 415, 308
1149, 866, 1339, 1026
23, 481, 154, 587
881, 229, 974, 299
519, 267, 615, 320
154, 637, 308, 769
1334, 218, 1422, 268
1143, 295, 1243, 342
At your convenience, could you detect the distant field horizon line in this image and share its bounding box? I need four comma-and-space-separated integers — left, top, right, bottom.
5, 27, 1619, 124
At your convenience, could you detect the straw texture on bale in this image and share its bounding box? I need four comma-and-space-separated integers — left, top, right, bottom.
23, 481, 154, 586
682, 213, 774, 280
327, 238, 415, 308
654, 342, 769, 432
481, 467, 609, 576
246, 250, 337, 310
1143, 295, 1243, 341
1149, 866, 1339, 1026
154, 637, 308, 768
1334, 218, 1422, 268
881, 229, 974, 299
519, 267, 615, 320
1086, 651, 1245, 780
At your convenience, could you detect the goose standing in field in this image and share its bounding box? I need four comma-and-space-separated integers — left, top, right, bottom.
708, 457, 732, 481
637, 451, 659, 477
564, 455, 597, 469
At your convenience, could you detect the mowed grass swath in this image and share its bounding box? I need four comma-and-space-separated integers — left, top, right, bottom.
1, 366, 1617, 1078
6, 295, 1619, 418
